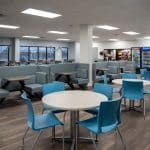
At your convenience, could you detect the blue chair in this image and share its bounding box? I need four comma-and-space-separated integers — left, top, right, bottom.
143, 71, 150, 80
143, 71, 150, 94
140, 68, 147, 79
42, 82, 66, 140
85, 83, 113, 115
42, 82, 65, 113
100, 74, 121, 94
77, 97, 126, 150
21, 92, 64, 150
122, 80, 145, 118
121, 73, 137, 79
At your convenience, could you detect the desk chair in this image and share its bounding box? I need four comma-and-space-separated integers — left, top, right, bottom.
77, 97, 126, 150
140, 68, 147, 79
85, 83, 113, 115
122, 80, 145, 118
42, 82, 66, 140
121, 73, 137, 79
21, 92, 64, 150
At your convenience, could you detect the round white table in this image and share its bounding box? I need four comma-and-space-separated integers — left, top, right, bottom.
112, 79, 150, 86
42, 90, 108, 150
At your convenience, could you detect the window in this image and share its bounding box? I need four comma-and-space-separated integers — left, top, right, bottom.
20, 46, 29, 62
47, 47, 55, 63
29, 47, 38, 62
0, 45, 9, 65
39, 47, 46, 62
61, 47, 68, 61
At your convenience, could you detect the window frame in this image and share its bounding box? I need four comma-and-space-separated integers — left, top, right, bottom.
0, 45, 10, 65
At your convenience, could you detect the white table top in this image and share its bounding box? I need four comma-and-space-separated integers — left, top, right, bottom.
42, 90, 108, 111
112, 78, 150, 86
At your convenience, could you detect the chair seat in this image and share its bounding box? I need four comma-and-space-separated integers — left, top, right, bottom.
25, 84, 42, 94
43, 104, 66, 113
85, 107, 99, 115
28, 113, 63, 131
79, 117, 118, 134
0, 88, 10, 99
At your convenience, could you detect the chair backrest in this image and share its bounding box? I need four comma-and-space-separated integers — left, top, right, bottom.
21, 92, 34, 129
121, 73, 137, 79
42, 82, 65, 96
144, 71, 150, 80
140, 69, 147, 79
93, 83, 113, 100
122, 80, 144, 100
97, 97, 121, 133
100, 74, 108, 84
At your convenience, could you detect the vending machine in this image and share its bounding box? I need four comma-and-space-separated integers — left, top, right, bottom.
131, 47, 141, 68
141, 47, 150, 68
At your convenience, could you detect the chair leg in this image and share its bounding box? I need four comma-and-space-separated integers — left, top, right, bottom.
143, 99, 146, 120
75, 123, 78, 150
62, 125, 65, 150
52, 127, 56, 141
90, 132, 98, 150
117, 128, 126, 150
31, 131, 43, 150
22, 127, 30, 147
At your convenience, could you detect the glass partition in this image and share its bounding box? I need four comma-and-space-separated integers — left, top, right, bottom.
47, 47, 55, 63
61, 47, 68, 62
0, 45, 9, 65
39, 47, 46, 63
29, 47, 38, 63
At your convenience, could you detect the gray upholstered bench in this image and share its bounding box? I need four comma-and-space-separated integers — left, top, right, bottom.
0, 78, 10, 103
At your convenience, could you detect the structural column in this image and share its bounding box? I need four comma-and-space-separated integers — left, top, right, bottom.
79, 24, 93, 85
12, 38, 20, 62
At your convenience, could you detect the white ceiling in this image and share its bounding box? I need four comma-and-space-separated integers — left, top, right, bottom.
0, 0, 150, 42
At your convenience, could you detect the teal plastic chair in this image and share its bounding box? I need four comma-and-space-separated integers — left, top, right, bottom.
140, 68, 147, 79
122, 80, 145, 118
77, 97, 126, 150
121, 73, 137, 79
100, 74, 121, 94
42, 82, 65, 113
42, 82, 66, 140
21, 92, 64, 150
143, 71, 150, 95
85, 83, 113, 115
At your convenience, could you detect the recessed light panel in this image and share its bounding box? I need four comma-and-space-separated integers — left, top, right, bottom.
97, 25, 119, 30
123, 31, 140, 35
22, 35, 40, 39
109, 39, 119, 41
22, 8, 61, 19
92, 36, 99, 39
0, 24, 19, 29
144, 36, 150, 39
56, 38, 70, 41
48, 31, 68, 34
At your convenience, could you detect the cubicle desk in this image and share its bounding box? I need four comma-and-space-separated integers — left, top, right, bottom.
55, 72, 77, 88
2, 76, 31, 92
42, 90, 108, 150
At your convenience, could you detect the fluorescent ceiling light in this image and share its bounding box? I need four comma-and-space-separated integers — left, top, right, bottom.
56, 38, 70, 41
22, 35, 40, 39
97, 25, 119, 30
123, 31, 140, 35
48, 31, 68, 34
108, 39, 119, 41
21, 8, 61, 19
92, 36, 99, 39
143, 36, 150, 39
0, 24, 19, 29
